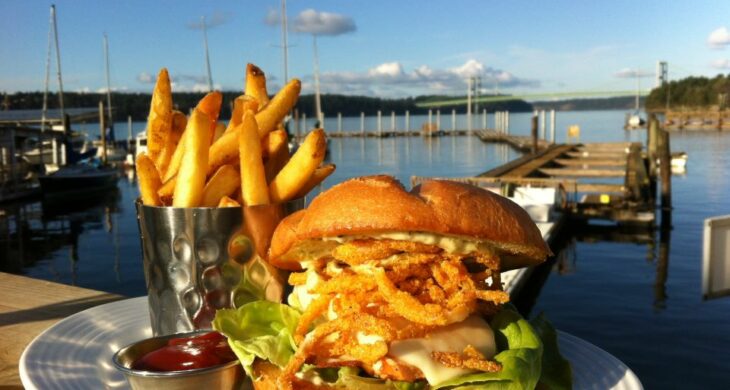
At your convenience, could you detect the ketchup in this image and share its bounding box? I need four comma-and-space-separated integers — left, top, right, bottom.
132, 331, 237, 372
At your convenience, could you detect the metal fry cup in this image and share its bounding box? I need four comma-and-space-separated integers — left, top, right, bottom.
135, 200, 303, 336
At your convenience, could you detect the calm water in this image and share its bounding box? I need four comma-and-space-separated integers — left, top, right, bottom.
2, 110, 729, 388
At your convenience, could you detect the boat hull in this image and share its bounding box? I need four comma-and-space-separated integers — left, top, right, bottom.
39, 168, 118, 196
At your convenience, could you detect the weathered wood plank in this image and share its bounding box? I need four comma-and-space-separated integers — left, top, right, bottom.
539, 168, 626, 177
555, 158, 626, 167
0, 273, 123, 388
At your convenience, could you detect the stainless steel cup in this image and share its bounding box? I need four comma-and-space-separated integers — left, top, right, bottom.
136, 200, 302, 336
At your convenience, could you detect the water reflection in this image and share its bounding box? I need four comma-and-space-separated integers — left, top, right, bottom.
0, 183, 122, 285
515, 217, 673, 316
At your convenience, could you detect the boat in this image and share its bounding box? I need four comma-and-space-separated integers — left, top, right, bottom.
624, 70, 646, 130
39, 161, 118, 197
19, 130, 94, 166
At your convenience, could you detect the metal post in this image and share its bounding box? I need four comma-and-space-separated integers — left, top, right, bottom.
377, 110, 382, 136
467, 78, 472, 132
391, 111, 396, 132
452, 109, 456, 131
531, 114, 538, 154
550, 110, 556, 143
540, 110, 546, 140
436, 110, 441, 132
127, 115, 132, 151
405, 110, 410, 133
360, 112, 365, 135
337, 112, 342, 134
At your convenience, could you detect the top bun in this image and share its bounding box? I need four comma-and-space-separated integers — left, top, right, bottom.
269, 175, 551, 271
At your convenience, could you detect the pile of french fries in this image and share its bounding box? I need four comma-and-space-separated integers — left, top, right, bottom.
136, 64, 334, 208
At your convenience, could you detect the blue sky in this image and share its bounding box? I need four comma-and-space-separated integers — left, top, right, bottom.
1, 0, 730, 98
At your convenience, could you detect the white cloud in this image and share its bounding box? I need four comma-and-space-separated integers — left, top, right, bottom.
292, 9, 356, 36
137, 72, 154, 84
311, 59, 537, 98
711, 59, 730, 69
708, 27, 730, 49
264, 8, 279, 26
187, 12, 231, 30
368, 62, 403, 77
614, 68, 653, 78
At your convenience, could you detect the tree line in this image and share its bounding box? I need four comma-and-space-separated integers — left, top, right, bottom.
646, 73, 730, 110
1, 91, 533, 122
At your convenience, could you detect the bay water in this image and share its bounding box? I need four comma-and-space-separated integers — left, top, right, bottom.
2, 109, 728, 388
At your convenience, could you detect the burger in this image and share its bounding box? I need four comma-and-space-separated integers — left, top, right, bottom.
213, 175, 571, 389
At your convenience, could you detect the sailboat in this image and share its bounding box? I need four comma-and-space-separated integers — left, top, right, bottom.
93, 33, 126, 162
39, 5, 118, 197
625, 70, 646, 130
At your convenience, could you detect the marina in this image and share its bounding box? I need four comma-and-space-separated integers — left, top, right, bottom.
1, 110, 728, 388
3, 1, 730, 388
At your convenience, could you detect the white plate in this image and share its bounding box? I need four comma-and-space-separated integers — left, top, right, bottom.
20, 297, 643, 389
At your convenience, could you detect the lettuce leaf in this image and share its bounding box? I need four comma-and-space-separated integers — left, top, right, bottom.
530, 314, 572, 390
432, 308, 542, 389
212, 301, 300, 377
214, 301, 571, 390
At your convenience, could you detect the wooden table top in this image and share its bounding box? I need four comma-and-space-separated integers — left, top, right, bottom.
0, 272, 123, 389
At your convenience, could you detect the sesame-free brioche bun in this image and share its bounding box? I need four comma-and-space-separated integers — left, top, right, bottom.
269, 175, 551, 271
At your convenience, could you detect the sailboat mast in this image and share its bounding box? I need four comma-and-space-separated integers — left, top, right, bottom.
281, 0, 289, 83
51, 4, 65, 119
202, 16, 213, 92
313, 35, 322, 125
635, 70, 640, 112
41, 6, 54, 135
104, 33, 113, 132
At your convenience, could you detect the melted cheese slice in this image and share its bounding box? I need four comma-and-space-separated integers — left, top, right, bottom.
389, 315, 496, 385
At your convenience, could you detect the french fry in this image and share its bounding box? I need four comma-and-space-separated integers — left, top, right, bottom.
200, 165, 240, 207
269, 128, 326, 203
158, 176, 176, 203
146, 68, 173, 165
245, 63, 270, 107
293, 163, 336, 199
254, 78, 300, 138
197, 91, 223, 146
157, 110, 186, 177
239, 110, 270, 206
207, 127, 240, 176
163, 135, 185, 182
225, 95, 258, 134
218, 196, 240, 208
165, 92, 221, 181
264, 130, 290, 183
212, 122, 226, 144
173, 109, 212, 207
136, 153, 163, 206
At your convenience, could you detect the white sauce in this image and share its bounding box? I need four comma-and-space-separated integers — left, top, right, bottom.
389, 316, 497, 385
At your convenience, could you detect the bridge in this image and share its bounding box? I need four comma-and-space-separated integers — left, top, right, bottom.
415, 89, 650, 108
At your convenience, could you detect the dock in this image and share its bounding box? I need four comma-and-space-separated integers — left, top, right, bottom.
477, 141, 655, 224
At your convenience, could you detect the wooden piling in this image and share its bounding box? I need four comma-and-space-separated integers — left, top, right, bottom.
405, 110, 410, 132
550, 110, 556, 143
658, 124, 672, 211
360, 112, 365, 135
647, 115, 659, 203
